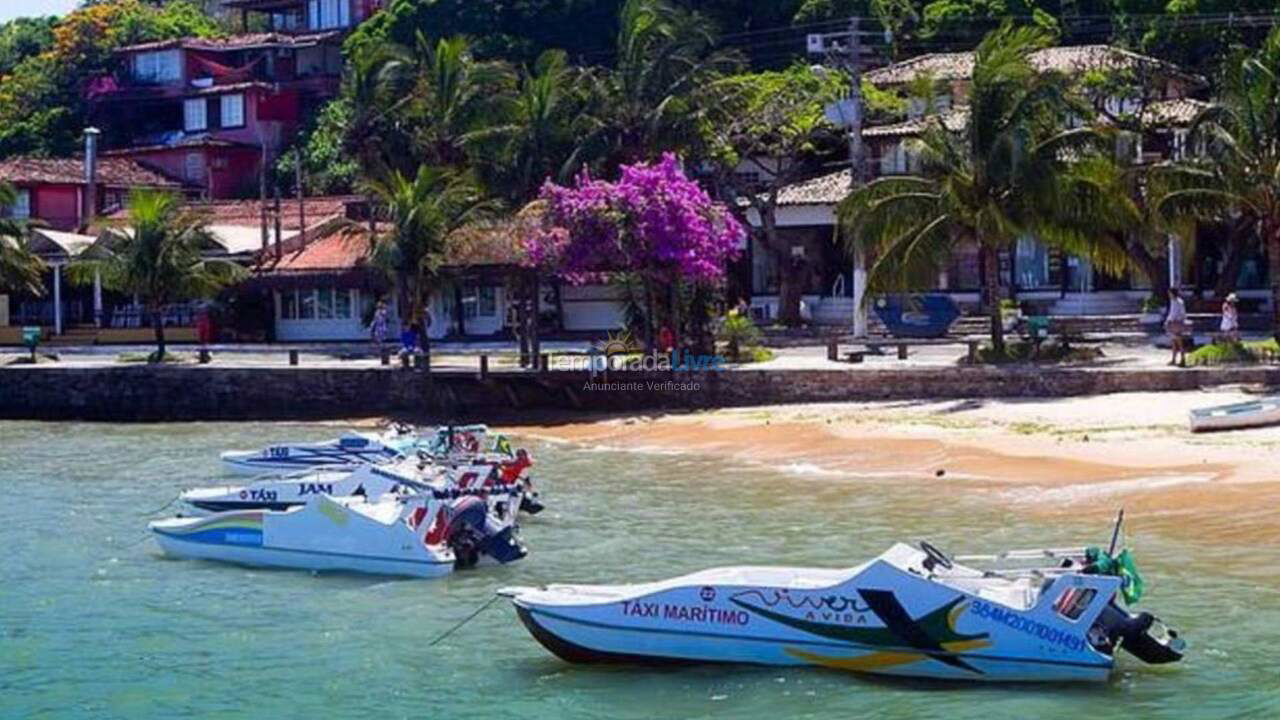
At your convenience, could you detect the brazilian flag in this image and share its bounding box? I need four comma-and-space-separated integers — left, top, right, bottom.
493, 435, 514, 457
1086, 547, 1146, 605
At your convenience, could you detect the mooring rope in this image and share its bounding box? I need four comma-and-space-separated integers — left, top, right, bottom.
138, 492, 182, 517
427, 594, 502, 647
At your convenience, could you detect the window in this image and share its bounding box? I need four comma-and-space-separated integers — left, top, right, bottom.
7, 189, 30, 219
133, 50, 181, 84
220, 93, 245, 128
316, 287, 334, 319
299, 290, 317, 319
1053, 587, 1097, 621
334, 289, 352, 319
184, 98, 207, 132
184, 153, 204, 183
280, 290, 298, 320
463, 285, 497, 319
309, 0, 350, 29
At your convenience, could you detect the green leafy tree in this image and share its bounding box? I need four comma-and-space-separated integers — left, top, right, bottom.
276, 98, 361, 196
0, 16, 56, 76
363, 166, 493, 344
347, 34, 513, 176
840, 24, 1127, 352
68, 190, 245, 362
0, 181, 45, 296
581, 0, 742, 166
701, 64, 847, 326
1162, 27, 1280, 336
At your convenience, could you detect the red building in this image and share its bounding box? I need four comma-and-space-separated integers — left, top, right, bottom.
0, 153, 188, 231
88, 0, 381, 199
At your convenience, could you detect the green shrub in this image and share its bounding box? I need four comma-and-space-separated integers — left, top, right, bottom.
1188, 338, 1280, 366
973, 341, 1103, 365
717, 311, 763, 361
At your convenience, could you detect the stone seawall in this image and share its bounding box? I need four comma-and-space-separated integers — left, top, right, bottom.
2, 365, 1279, 422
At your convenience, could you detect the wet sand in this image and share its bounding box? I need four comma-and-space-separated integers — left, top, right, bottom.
510, 390, 1280, 546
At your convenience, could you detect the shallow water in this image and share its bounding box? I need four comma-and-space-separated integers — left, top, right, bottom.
1, 421, 1277, 719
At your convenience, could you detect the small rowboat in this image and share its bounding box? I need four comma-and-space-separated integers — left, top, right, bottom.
501, 540, 1183, 682
1189, 397, 1280, 432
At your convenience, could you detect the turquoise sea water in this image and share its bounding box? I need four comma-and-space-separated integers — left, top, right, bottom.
1, 421, 1277, 719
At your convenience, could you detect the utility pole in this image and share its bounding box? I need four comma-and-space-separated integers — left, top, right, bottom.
808, 18, 882, 338
845, 17, 869, 339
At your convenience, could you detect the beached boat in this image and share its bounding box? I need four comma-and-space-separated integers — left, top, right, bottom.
1189, 397, 1280, 432
151, 486, 527, 578
218, 424, 497, 475
191, 450, 543, 515
501, 541, 1183, 682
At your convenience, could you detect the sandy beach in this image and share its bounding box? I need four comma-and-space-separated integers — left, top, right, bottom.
511, 389, 1280, 546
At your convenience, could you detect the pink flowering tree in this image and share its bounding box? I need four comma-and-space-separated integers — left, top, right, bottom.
525, 153, 745, 351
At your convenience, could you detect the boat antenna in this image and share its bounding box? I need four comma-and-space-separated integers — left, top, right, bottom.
1107, 508, 1125, 555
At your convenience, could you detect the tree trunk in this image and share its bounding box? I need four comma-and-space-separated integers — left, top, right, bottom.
690, 283, 711, 355
151, 307, 167, 363
981, 246, 1005, 354
1216, 226, 1250, 299
552, 279, 566, 333
669, 278, 681, 352
453, 282, 465, 338
1269, 223, 1280, 341
641, 274, 656, 352
1126, 238, 1169, 301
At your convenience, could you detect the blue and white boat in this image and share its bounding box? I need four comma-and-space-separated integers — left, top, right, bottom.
219, 424, 494, 475
183, 457, 537, 514
502, 540, 1183, 682
151, 485, 527, 578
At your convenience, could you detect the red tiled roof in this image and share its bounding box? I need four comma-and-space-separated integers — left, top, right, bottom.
102, 195, 361, 231
118, 31, 343, 54
274, 226, 373, 272
0, 156, 186, 188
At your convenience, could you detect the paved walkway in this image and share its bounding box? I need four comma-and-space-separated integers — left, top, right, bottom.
3, 333, 1272, 373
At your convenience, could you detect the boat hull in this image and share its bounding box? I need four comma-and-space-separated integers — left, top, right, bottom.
1189, 397, 1280, 432
505, 546, 1125, 683
513, 603, 1111, 682
153, 530, 454, 578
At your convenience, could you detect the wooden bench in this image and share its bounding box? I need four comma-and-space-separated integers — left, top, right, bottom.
829, 337, 983, 365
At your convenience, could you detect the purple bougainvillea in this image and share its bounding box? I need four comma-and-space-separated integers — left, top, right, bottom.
525, 153, 744, 284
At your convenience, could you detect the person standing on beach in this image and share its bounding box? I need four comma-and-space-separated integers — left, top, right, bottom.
1220, 292, 1240, 344
370, 299, 389, 353
1165, 287, 1189, 367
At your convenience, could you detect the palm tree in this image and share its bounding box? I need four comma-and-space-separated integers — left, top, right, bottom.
0, 181, 44, 296
363, 165, 492, 348
68, 190, 245, 362
839, 24, 1127, 353
481, 50, 588, 203
350, 34, 514, 174
582, 0, 741, 166
1160, 28, 1280, 336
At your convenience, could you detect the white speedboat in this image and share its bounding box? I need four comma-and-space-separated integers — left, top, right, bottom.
1189, 397, 1280, 432
188, 452, 542, 515
501, 541, 1183, 682
151, 486, 527, 578
218, 424, 499, 475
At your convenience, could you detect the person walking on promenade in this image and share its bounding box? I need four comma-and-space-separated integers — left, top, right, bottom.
370, 299, 389, 354
1165, 287, 1189, 367
1220, 292, 1240, 344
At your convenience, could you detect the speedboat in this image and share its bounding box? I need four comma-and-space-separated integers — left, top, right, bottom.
151, 486, 527, 578
188, 451, 543, 515
218, 424, 501, 475
501, 539, 1183, 682
1189, 396, 1280, 432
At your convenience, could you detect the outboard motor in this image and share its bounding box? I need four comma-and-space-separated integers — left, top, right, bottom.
1093, 601, 1185, 664
442, 495, 528, 569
